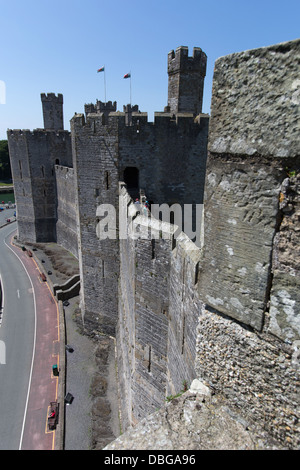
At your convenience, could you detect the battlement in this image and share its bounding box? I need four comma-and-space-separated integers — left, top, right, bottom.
7, 128, 70, 139
85, 100, 117, 115
41, 92, 64, 130
168, 46, 207, 76
97, 100, 117, 113
41, 92, 63, 103
123, 104, 139, 113
167, 46, 207, 115
55, 164, 74, 176
71, 107, 209, 136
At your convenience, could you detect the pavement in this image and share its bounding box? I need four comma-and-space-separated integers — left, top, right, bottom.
63, 297, 98, 450
1, 219, 120, 450
0, 225, 59, 450
21, 239, 121, 450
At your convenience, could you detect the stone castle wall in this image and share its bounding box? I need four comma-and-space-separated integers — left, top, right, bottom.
117, 184, 203, 427
199, 39, 300, 340
71, 103, 208, 335
71, 112, 120, 335
7, 128, 72, 242
190, 39, 300, 448
118, 112, 208, 207
55, 165, 78, 258
7, 41, 300, 448
116, 39, 300, 449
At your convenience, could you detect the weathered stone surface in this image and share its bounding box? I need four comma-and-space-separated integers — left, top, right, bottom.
7, 127, 72, 243
199, 156, 281, 330
55, 165, 78, 258
104, 384, 269, 450
208, 39, 300, 158
195, 306, 300, 448
269, 173, 300, 341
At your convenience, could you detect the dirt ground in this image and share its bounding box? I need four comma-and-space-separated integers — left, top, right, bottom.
26, 241, 79, 285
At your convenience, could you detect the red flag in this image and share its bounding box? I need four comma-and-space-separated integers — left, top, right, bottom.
97, 66, 105, 73
123, 73, 131, 79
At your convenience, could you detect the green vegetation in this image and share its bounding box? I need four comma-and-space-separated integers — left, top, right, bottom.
285, 167, 297, 178
0, 192, 15, 204
0, 140, 12, 181
165, 380, 189, 402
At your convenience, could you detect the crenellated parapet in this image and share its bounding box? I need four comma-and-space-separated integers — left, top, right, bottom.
84, 100, 117, 116
41, 92, 64, 130
167, 46, 207, 115
168, 46, 207, 76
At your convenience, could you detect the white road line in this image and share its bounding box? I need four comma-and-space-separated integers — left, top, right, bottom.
0, 272, 4, 327
3, 228, 37, 451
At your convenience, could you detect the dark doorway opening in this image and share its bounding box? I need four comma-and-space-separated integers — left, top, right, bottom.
124, 167, 139, 199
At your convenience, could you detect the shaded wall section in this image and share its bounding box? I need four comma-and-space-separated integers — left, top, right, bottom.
55, 165, 78, 258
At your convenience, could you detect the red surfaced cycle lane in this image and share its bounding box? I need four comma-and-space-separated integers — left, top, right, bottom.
9, 234, 60, 450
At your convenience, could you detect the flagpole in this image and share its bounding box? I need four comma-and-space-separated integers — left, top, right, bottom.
130, 71, 131, 105
104, 65, 107, 104
123, 72, 131, 105
97, 66, 106, 103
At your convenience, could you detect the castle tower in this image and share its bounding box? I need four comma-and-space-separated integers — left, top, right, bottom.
7, 93, 72, 243
167, 46, 207, 115
41, 93, 64, 130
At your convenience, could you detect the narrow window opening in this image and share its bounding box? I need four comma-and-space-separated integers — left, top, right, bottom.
182, 259, 185, 300
181, 313, 186, 354
151, 239, 155, 259
19, 160, 23, 179
195, 261, 199, 285
172, 234, 176, 250
55, 159, 60, 165
102, 259, 105, 278
148, 345, 152, 372
105, 171, 110, 190
41, 166, 45, 177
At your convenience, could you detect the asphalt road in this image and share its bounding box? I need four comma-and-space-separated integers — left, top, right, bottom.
0, 205, 16, 228
0, 222, 36, 450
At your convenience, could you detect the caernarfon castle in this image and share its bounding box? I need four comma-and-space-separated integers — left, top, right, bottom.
8, 39, 300, 449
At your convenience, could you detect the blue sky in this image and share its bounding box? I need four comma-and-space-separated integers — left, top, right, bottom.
0, 0, 299, 139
